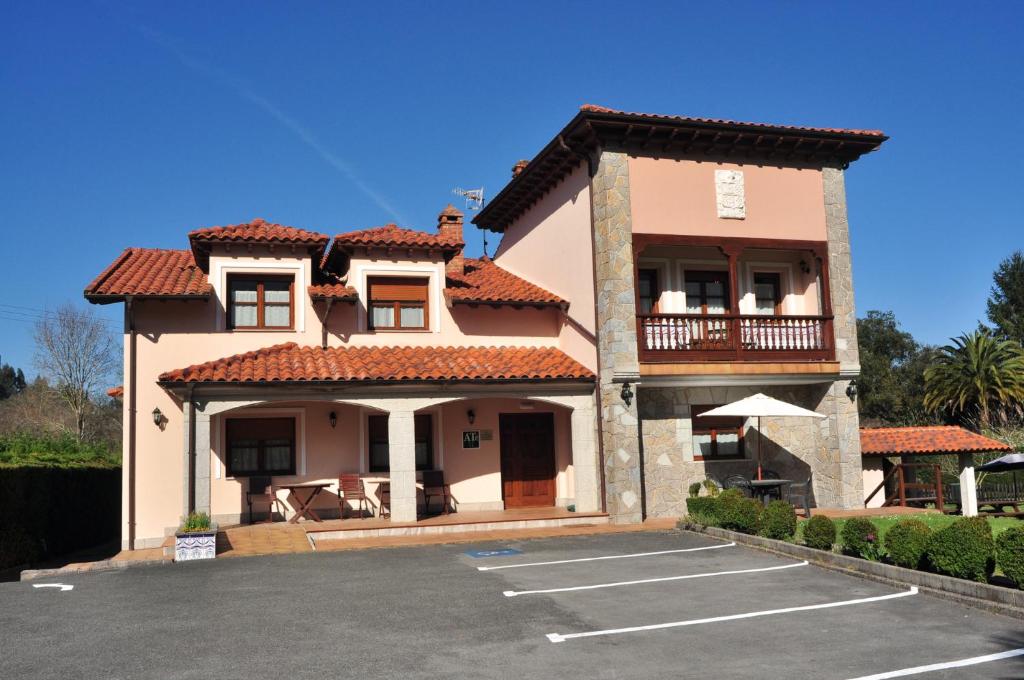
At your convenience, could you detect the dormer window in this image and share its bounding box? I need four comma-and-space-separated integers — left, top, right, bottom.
228, 274, 294, 329
367, 276, 429, 330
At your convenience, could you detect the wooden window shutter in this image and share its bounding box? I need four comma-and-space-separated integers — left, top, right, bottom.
368, 277, 428, 302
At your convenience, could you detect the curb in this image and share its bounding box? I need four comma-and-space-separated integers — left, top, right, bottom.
682, 525, 1024, 619
20, 557, 170, 582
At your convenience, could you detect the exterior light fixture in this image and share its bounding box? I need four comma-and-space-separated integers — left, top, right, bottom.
620, 382, 634, 407
152, 407, 163, 427
799, 259, 811, 275
846, 380, 858, 401
329, 411, 337, 429
467, 409, 476, 425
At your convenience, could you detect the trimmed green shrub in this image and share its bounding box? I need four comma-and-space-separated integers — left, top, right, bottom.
759, 501, 797, 540
688, 482, 702, 498
803, 514, 836, 551
926, 517, 995, 583
718, 490, 762, 534
685, 496, 719, 522
180, 512, 211, 533
841, 517, 882, 560
996, 526, 1024, 589
883, 519, 932, 569
702, 479, 720, 497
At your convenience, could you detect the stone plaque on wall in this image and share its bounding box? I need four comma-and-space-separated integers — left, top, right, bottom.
715, 169, 745, 219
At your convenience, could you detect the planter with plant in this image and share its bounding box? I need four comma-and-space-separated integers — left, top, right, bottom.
174, 512, 217, 561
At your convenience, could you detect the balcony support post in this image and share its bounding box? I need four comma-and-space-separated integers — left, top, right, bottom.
720, 245, 744, 357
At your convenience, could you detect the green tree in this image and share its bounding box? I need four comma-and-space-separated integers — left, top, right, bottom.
924, 330, 1024, 429
987, 251, 1024, 345
0, 360, 27, 400
856, 311, 936, 425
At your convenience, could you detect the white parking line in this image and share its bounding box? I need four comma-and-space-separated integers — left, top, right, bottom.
504, 560, 808, 597
545, 586, 918, 643
845, 647, 1024, 679
476, 542, 735, 571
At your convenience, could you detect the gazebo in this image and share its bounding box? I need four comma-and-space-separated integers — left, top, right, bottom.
860, 426, 1014, 516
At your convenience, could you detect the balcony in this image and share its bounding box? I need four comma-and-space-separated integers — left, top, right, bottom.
637, 313, 834, 362
632, 233, 836, 365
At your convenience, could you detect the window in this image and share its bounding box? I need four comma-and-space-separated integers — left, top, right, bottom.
225, 417, 296, 476
368, 277, 429, 330
684, 271, 730, 315
691, 405, 744, 461
754, 273, 782, 316
228, 274, 294, 329
637, 269, 660, 314
368, 414, 433, 472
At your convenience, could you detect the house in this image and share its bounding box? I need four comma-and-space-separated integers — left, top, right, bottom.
86, 105, 887, 550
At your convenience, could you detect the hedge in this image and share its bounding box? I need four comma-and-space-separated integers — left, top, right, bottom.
717, 490, 762, 535
760, 500, 797, 540
926, 516, 995, 583
996, 526, 1024, 589
883, 519, 932, 569
0, 465, 120, 570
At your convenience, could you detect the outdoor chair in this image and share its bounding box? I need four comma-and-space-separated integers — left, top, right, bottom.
422, 470, 453, 515
246, 476, 283, 524
761, 469, 783, 501
723, 474, 752, 496
337, 474, 372, 519
786, 472, 813, 518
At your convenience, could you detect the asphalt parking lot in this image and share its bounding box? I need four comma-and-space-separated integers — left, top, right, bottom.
2, 530, 1022, 679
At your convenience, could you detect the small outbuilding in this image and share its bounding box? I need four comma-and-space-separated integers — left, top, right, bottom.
860, 425, 1014, 515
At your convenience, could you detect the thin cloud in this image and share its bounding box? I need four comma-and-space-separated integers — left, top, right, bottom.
133, 23, 408, 225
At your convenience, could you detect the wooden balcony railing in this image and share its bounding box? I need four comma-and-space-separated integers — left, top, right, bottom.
637, 314, 835, 362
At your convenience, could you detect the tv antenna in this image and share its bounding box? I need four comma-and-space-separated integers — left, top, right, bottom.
452, 187, 490, 257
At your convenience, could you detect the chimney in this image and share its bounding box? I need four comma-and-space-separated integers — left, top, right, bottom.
512, 159, 529, 179
438, 204, 464, 277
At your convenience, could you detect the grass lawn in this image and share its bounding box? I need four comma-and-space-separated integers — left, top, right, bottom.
795, 513, 1023, 548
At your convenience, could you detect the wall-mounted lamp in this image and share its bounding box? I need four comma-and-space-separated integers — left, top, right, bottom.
799, 259, 811, 275
620, 382, 634, 408
467, 409, 476, 425
329, 411, 337, 429
152, 407, 163, 427
846, 380, 858, 401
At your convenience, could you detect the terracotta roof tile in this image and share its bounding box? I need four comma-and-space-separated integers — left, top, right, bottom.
860, 426, 1014, 456
580, 104, 887, 137
158, 343, 593, 384
106, 385, 124, 399
188, 218, 329, 247
445, 258, 566, 308
308, 282, 358, 302
84, 248, 212, 299
331, 224, 463, 251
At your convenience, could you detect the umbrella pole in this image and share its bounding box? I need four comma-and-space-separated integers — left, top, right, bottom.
757, 415, 763, 481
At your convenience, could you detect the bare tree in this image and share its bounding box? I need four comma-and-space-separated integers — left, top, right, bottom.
33, 304, 118, 440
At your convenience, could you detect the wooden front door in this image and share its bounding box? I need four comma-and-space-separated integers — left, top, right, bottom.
499, 413, 556, 508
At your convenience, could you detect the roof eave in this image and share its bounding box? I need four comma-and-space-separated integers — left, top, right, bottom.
84, 292, 212, 305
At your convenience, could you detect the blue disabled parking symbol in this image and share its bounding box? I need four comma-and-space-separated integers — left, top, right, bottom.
466, 548, 522, 558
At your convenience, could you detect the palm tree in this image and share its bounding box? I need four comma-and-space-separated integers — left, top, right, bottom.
924, 330, 1024, 429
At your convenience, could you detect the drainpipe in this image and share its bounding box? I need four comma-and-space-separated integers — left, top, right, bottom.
125, 296, 137, 550
187, 385, 196, 514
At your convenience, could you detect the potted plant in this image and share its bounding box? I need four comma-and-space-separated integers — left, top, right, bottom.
174, 512, 217, 562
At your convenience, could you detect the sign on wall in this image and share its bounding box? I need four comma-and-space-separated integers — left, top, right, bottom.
462, 430, 481, 449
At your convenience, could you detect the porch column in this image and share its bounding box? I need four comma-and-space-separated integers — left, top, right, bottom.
194, 411, 212, 515
387, 409, 418, 522
569, 396, 600, 513
958, 453, 978, 517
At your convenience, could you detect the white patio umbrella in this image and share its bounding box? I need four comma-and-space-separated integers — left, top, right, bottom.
697, 393, 826, 480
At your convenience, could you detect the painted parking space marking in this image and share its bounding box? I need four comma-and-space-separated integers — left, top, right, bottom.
545, 586, 918, 643
476, 542, 735, 571
32, 583, 74, 592
504, 560, 808, 597
845, 647, 1024, 679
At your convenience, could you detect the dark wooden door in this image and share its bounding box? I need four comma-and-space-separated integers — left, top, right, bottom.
499, 413, 556, 508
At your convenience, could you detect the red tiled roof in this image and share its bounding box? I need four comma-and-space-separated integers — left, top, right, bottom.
188, 218, 329, 247
106, 386, 124, 399
860, 426, 1014, 456
158, 343, 594, 384
446, 258, 567, 308
580, 104, 886, 137
308, 282, 358, 302
331, 224, 463, 251
84, 248, 212, 300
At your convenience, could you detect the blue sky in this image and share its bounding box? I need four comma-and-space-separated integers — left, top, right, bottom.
2, 1, 1022, 375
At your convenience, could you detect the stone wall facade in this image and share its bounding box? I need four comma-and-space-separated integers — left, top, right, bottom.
639, 382, 862, 517
591, 150, 644, 523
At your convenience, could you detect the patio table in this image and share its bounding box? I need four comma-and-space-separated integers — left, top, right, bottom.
748, 479, 792, 506
280, 482, 332, 523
